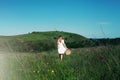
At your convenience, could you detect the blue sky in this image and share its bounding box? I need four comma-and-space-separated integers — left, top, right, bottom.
0, 0, 120, 38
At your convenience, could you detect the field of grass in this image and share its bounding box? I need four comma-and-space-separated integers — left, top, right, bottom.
6, 45, 120, 80
0, 31, 95, 52
0, 31, 120, 80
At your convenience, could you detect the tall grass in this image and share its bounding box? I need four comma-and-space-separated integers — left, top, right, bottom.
8, 45, 120, 80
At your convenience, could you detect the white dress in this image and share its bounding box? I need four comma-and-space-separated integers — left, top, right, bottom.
58, 40, 66, 54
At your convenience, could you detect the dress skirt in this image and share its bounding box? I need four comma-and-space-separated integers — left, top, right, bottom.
58, 40, 66, 54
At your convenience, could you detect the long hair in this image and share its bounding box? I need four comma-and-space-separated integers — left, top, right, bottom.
57, 35, 63, 43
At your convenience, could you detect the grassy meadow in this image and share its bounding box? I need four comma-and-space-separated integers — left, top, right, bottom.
6, 45, 120, 80
0, 31, 120, 80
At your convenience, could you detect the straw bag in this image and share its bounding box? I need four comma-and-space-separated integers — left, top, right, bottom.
65, 49, 71, 55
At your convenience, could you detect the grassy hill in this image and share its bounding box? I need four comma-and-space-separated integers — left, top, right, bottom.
0, 31, 95, 52
1, 31, 120, 80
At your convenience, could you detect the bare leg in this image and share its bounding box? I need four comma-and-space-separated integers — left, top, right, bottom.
59, 54, 61, 59
59, 54, 63, 61
61, 54, 63, 61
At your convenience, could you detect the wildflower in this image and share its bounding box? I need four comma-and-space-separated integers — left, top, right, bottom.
51, 70, 54, 73
33, 70, 35, 73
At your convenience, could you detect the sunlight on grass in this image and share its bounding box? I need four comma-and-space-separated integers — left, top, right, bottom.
5, 46, 120, 80
0, 53, 6, 80
0, 51, 11, 80
0, 42, 120, 80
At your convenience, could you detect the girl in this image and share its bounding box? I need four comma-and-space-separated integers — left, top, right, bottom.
57, 35, 67, 61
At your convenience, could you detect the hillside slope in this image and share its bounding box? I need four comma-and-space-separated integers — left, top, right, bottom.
0, 31, 95, 52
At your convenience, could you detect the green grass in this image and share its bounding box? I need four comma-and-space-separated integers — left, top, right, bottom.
7, 45, 120, 80
0, 31, 94, 52
0, 31, 119, 80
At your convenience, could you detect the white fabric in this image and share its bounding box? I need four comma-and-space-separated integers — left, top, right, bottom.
58, 40, 66, 54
